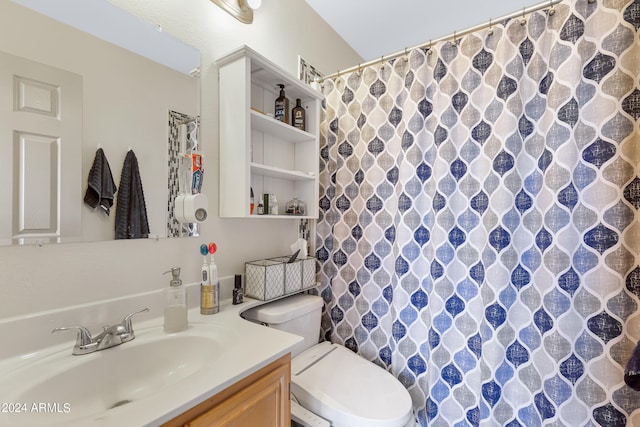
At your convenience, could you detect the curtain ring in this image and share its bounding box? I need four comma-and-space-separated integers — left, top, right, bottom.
380, 56, 385, 71
453, 31, 458, 46
356, 64, 362, 77
548, 0, 556, 16
404, 47, 409, 63
427, 39, 433, 55
488, 18, 494, 36
520, 7, 527, 25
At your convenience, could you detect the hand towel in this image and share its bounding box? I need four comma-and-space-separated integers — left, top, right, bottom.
115, 150, 149, 239
84, 148, 117, 215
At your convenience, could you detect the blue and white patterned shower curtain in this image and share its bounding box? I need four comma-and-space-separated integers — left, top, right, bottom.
317, 1, 640, 425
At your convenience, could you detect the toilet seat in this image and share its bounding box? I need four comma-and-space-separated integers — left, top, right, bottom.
291, 342, 413, 427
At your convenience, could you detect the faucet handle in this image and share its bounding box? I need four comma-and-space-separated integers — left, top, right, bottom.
120, 307, 150, 335
52, 326, 96, 355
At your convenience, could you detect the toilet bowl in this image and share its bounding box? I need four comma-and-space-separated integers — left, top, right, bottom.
242, 294, 414, 427
292, 341, 413, 427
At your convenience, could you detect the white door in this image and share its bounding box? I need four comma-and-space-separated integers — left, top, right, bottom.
0, 50, 82, 245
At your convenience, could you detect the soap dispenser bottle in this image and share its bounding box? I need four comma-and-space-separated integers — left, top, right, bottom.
274, 84, 289, 124
164, 267, 188, 333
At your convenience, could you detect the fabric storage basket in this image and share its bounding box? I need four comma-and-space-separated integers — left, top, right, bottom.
245, 259, 285, 300
301, 257, 316, 290
269, 256, 302, 295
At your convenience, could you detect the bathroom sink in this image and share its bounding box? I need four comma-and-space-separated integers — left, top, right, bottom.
0, 324, 232, 426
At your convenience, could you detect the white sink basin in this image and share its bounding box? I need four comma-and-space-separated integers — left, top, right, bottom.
0, 323, 234, 426
0, 301, 302, 427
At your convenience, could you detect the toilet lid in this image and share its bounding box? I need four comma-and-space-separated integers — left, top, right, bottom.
291, 342, 413, 427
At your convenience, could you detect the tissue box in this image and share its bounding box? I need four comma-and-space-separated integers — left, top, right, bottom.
270, 256, 303, 294
245, 259, 284, 300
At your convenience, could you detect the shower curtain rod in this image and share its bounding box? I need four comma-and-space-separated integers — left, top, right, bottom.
320, 0, 567, 82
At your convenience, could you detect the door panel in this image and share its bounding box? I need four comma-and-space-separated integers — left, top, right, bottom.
0, 50, 82, 244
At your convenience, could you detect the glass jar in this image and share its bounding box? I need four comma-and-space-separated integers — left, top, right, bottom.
285, 197, 306, 216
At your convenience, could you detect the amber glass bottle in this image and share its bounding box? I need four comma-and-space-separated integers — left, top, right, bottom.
292, 98, 305, 131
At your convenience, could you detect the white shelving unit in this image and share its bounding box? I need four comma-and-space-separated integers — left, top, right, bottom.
216, 45, 322, 219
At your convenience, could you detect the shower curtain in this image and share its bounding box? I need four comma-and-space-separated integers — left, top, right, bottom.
316, 1, 640, 425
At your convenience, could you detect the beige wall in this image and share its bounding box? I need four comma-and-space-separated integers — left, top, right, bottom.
0, 0, 361, 319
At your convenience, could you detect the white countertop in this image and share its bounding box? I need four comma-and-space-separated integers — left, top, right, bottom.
0, 297, 301, 427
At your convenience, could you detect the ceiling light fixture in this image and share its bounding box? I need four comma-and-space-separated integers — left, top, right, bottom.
210, 0, 261, 24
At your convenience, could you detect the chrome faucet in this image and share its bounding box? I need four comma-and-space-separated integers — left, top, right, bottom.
52, 308, 149, 355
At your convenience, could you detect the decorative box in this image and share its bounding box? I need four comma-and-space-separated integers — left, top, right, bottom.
245, 256, 317, 302
300, 257, 316, 289
270, 256, 302, 294
244, 259, 284, 300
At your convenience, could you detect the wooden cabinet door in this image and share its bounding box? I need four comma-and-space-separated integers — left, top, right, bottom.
186, 362, 289, 427
162, 354, 291, 427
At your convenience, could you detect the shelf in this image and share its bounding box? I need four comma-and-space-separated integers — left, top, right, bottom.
217, 45, 322, 219
251, 111, 314, 143
250, 163, 315, 181
247, 214, 315, 219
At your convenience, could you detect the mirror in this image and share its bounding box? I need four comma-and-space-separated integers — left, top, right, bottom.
0, 0, 200, 246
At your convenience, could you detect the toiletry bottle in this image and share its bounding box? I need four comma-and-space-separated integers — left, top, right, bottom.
257, 196, 264, 215
164, 267, 188, 333
250, 187, 255, 215
233, 274, 244, 305
274, 84, 289, 124
292, 98, 306, 131
269, 194, 279, 215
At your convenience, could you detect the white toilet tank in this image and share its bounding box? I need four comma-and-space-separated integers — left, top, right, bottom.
241, 294, 324, 357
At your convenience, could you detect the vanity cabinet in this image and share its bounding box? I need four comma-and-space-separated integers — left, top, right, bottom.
216, 45, 322, 219
162, 354, 291, 427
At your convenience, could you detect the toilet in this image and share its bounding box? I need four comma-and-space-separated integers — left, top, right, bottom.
242, 294, 414, 427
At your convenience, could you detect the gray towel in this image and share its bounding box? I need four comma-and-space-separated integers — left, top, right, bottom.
115, 150, 149, 239
84, 148, 117, 215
